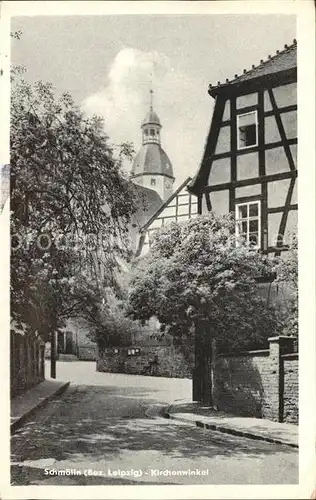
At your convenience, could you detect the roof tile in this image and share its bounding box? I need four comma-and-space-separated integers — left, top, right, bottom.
209, 40, 297, 92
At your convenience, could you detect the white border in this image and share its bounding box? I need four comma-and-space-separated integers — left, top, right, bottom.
1, 1, 315, 499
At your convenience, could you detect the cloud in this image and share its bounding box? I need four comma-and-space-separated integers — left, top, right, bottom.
82, 48, 213, 186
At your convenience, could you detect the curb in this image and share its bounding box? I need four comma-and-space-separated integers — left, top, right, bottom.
163, 405, 298, 449
145, 404, 169, 419
11, 381, 70, 434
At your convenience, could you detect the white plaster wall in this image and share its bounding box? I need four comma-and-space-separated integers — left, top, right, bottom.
284, 210, 298, 242
236, 92, 258, 109
264, 90, 272, 111
268, 212, 283, 246
264, 83, 296, 111
268, 179, 291, 208
215, 126, 230, 154
160, 205, 176, 218
142, 175, 164, 199
201, 194, 209, 214
210, 190, 230, 215
222, 100, 230, 121
265, 147, 289, 175
272, 82, 296, 109
237, 152, 259, 180
267, 210, 297, 247
265, 116, 281, 143
235, 184, 261, 198
290, 144, 297, 166
281, 110, 297, 140
209, 158, 231, 185
291, 178, 297, 204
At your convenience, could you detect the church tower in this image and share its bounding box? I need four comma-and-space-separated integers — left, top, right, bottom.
131, 90, 175, 201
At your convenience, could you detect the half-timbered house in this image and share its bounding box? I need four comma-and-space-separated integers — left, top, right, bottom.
135, 176, 198, 257
189, 40, 297, 257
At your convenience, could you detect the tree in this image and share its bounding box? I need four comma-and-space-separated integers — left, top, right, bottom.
127, 213, 278, 404
86, 288, 150, 350
10, 71, 138, 373
274, 234, 298, 337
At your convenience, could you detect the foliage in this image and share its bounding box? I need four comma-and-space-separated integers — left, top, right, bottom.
11, 71, 138, 340
87, 288, 156, 349
127, 213, 278, 351
274, 234, 298, 337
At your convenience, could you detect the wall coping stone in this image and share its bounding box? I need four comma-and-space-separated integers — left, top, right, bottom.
218, 349, 269, 358
268, 335, 297, 343
282, 353, 299, 360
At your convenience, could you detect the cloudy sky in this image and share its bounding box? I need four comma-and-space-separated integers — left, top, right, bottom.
11, 14, 296, 187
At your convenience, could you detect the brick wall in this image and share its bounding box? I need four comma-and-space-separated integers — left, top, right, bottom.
97, 344, 194, 379
214, 336, 298, 423
11, 330, 45, 398
283, 353, 299, 423
215, 350, 271, 418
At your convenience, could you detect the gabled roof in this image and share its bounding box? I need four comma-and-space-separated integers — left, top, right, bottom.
131, 184, 163, 228
209, 40, 297, 97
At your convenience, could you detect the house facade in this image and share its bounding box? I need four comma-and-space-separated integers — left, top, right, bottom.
189, 40, 297, 257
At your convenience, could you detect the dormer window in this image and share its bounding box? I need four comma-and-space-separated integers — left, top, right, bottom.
237, 111, 258, 149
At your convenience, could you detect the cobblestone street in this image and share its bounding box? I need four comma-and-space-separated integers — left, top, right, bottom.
11, 361, 298, 485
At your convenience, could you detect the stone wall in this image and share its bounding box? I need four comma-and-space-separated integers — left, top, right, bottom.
11, 330, 45, 398
78, 344, 96, 361
97, 344, 194, 379
214, 336, 298, 423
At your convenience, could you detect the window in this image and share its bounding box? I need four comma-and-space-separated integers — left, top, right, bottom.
150, 178, 156, 186
150, 129, 155, 136
237, 111, 258, 149
235, 201, 261, 248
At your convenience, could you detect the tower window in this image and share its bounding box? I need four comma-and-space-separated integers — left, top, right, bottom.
150, 129, 155, 136
144, 130, 148, 136
151, 178, 156, 186
237, 111, 258, 149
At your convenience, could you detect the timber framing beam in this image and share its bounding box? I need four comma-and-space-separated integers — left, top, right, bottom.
202, 170, 298, 194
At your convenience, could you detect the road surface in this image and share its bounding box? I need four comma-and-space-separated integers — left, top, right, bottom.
11, 361, 298, 485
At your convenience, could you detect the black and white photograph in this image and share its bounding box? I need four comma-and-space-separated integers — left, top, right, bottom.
0, 1, 315, 498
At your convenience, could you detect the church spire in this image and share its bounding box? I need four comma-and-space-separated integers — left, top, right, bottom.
150, 88, 154, 111
141, 85, 161, 146
130, 83, 175, 202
